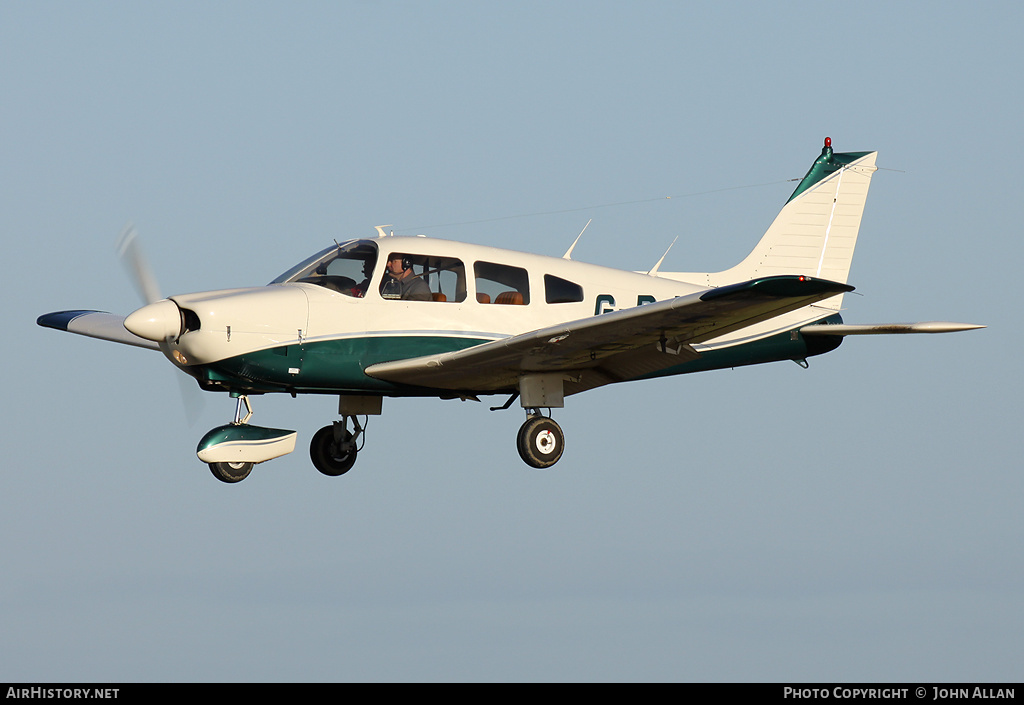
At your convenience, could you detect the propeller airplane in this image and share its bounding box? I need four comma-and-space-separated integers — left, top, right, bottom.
38, 139, 984, 483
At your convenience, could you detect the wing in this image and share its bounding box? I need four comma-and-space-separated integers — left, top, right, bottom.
37, 310, 161, 351
366, 275, 854, 395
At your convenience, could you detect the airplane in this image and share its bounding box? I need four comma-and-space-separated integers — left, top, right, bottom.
37, 138, 983, 483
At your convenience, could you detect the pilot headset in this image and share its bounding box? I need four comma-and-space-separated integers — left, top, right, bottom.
390, 254, 412, 271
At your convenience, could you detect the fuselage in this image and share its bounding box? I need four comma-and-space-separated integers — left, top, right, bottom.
134, 236, 838, 397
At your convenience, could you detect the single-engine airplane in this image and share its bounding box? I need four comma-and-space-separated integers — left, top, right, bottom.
38, 139, 983, 483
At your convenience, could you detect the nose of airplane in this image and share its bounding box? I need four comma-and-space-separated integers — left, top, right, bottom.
124, 299, 183, 342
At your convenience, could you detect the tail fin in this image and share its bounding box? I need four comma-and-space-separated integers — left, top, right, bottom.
661, 138, 878, 310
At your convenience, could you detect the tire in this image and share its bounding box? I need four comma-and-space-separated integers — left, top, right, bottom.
209, 461, 253, 483
516, 416, 564, 469
310, 424, 358, 476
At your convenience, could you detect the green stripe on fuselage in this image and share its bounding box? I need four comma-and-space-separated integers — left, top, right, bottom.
193, 335, 490, 395
191, 318, 845, 396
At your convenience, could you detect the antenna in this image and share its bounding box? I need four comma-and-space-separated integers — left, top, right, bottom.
374, 224, 393, 238
562, 219, 592, 260
646, 236, 678, 276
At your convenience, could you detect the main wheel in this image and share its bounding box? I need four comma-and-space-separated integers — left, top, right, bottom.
310, 424, 358, 476
209, 461, 253, 483
516, 416, 564, 469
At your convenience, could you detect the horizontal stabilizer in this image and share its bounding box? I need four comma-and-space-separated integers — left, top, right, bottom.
37, 310, 160, 350
801, 322, 985, 336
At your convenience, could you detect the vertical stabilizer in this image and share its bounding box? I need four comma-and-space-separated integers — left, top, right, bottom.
661, 139, 878, 311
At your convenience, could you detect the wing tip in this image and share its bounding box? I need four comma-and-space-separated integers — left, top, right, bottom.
37, 310, 106, 331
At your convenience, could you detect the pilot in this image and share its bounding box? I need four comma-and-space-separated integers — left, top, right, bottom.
380, 254, 431, 301
351, 258, 374, 297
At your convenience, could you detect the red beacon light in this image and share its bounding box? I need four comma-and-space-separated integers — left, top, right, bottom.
824, 137, 832, 148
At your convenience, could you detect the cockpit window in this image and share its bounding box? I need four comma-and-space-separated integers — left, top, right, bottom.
270, 240, 379, 298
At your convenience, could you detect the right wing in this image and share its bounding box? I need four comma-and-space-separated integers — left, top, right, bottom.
37, 310, 161, 351
366, 275, 854, 396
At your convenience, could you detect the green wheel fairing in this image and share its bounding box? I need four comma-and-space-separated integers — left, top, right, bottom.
194, 334, 490, 394
197, 424, 296, 453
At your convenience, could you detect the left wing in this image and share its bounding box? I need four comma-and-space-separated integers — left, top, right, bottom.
37, 310, 161, 351
366, 275, 853, 395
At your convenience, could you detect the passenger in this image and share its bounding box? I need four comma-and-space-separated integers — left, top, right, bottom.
380, 255, 431, 301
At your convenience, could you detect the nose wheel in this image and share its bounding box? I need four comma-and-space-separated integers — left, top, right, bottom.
209, 461, 253, 483
517, 414, 564, 469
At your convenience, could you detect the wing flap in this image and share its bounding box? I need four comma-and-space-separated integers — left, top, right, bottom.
366, 275, 853, 392
37, 310, 161, 350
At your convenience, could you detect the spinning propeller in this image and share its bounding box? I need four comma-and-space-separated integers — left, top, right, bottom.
116, 223, 205, 423
118, 224, 186, 344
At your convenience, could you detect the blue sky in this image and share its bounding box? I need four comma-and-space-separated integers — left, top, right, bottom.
2, 1, 1019, 682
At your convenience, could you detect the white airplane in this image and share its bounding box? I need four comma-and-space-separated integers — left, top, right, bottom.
38, 139, 983, 483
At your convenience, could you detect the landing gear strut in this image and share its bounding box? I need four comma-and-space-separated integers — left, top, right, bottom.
307, 396, 382, 478
508, 375, 566, 469
516, 411, 564, 469
310, 416, 365, 476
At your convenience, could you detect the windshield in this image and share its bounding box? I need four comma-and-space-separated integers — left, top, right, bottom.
269, 240, 379, 297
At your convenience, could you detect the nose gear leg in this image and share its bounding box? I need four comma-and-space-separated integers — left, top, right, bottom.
232, 393, 253, 425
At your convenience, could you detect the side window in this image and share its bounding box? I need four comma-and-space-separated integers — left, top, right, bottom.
544, 274, 584, 304
474, 261, 530, 305
379, 253, 466, 302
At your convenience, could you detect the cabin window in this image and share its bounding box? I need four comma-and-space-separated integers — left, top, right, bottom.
474, 261, 530, 305
544, 274, 584, 304
379, 253, 467, 302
